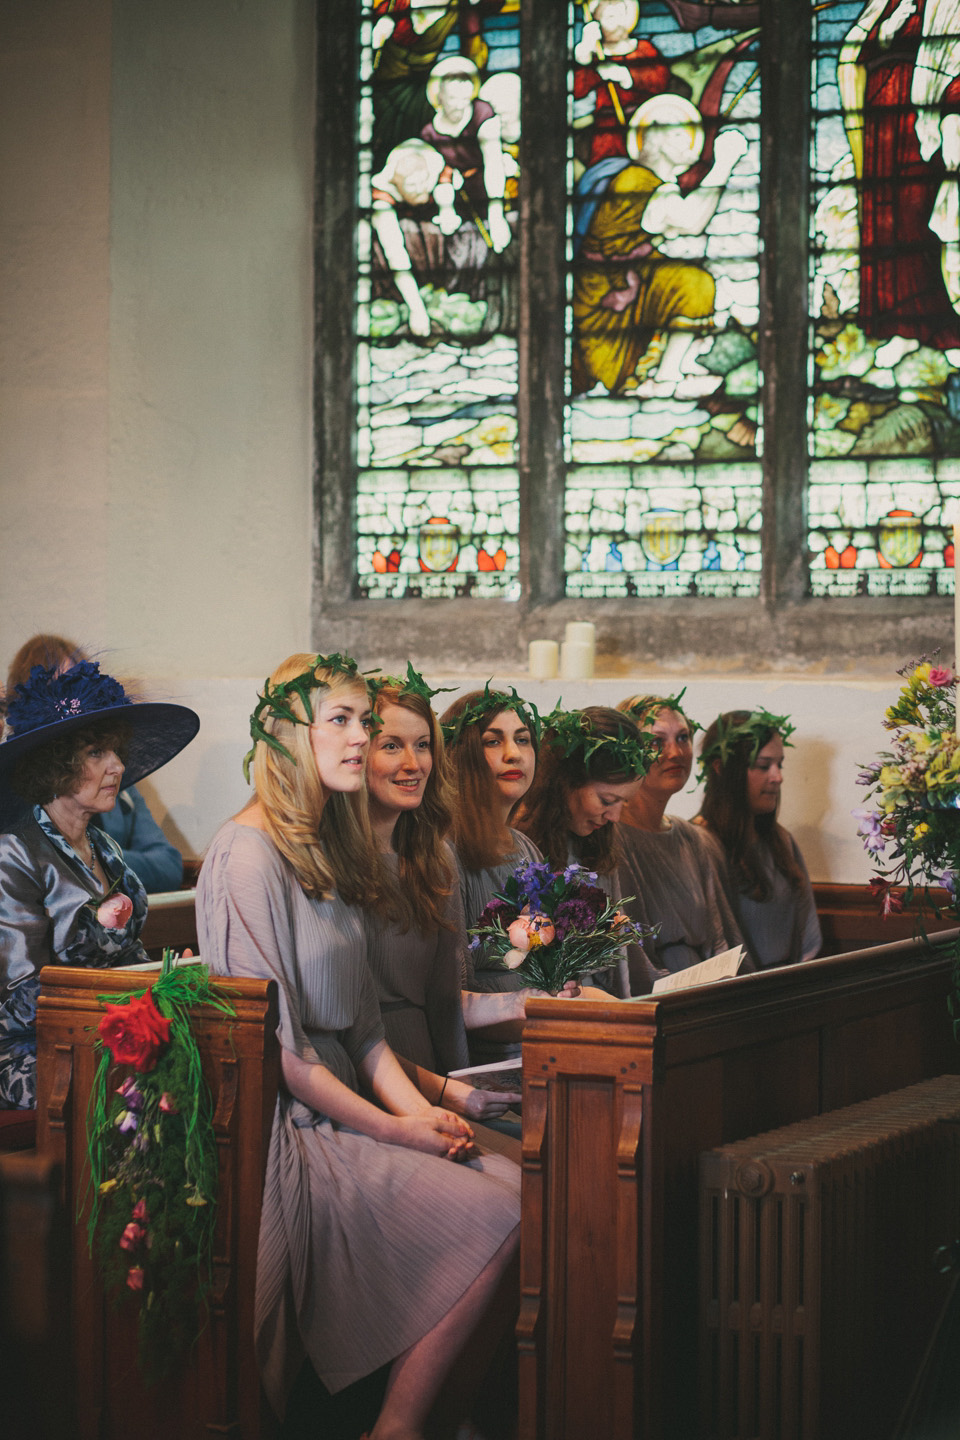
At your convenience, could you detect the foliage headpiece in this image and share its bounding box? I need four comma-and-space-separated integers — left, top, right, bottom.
698, 707, 796, 778
440, 682, 542, 748
541, 706, 656, 778
367, 662, 457, 722
621, 688, 701, 737
243, 652, 365, 783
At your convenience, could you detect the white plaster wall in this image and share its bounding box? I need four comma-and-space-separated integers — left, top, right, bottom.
0, 0, 315, 679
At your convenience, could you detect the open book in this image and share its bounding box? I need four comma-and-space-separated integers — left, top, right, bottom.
649, 945, 748, 996
448, 1056, 522, 1095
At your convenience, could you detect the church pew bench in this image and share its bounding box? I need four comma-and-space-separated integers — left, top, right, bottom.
813, 881, 954, 954
35, 965, 280, 1440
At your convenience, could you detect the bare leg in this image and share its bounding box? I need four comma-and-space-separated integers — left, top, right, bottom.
370, 1226, 520, 1440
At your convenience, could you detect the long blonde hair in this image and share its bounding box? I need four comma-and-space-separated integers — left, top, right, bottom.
370, 684, 456, 933
251, 654, 381, 907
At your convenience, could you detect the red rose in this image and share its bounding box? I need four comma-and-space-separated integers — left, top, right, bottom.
98, 990, 172, 1072
126, 1266, 145, 1292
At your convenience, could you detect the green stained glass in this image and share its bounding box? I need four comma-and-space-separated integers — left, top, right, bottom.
564, 1, 762, 598
809, 0, 960, 595
355, 3, 522, 598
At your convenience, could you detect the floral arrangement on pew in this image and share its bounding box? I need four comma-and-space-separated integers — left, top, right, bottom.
85, 949, 236, 1379
469, 859, 657, 995
854, 660, 960, 919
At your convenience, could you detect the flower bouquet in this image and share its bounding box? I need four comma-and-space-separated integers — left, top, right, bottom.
854, 661, 960, 921
469, 859, 656, 994
85, 950, 236, 1379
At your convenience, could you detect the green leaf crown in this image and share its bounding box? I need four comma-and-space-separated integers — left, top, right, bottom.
620, 688, 702, 739
242, 652, 367, 783
367, 662, 457, 722
698, 707, 796, 777
440, 681, 542, 748
541, 706, 656, 777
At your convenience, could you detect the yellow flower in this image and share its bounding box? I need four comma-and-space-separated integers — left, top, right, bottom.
99, 1178, 119, 1195
914, 823, 931, 839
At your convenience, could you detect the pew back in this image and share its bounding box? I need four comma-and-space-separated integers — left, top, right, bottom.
35, 966, 280, 1440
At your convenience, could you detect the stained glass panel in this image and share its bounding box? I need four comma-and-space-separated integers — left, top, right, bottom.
809, 0, 960, 597
356, 2, 522, 599
564, 0, 762, 599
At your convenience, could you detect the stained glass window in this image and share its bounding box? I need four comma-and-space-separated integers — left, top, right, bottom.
355, 3, 522, 599
564, 1, 762, 598
809, 0, 960, 598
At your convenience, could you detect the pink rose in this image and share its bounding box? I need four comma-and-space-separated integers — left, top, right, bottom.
97, 893, 133, 929
120, 1222, 145, 1253
159, 1092, 179, 1114
126, 1266, 145, 1292
929, 666, 954, 687
507, 918, 533, 953
131, 1198, 149, 1223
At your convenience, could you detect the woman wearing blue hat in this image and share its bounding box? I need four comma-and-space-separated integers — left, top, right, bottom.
0, 660, 199, 1108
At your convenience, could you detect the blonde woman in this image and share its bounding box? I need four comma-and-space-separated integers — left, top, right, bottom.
197, 653, 520, 1440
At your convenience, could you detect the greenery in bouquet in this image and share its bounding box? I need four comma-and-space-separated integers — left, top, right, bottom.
84, 951, 236, 1380
469, 859, 657, 994
853, 660, 960, 925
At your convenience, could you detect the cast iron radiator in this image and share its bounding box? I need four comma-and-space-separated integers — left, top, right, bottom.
699, 1075, 960, 1440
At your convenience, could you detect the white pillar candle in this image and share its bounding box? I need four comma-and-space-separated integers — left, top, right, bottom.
561, 640, 594, 680
528, 639, 559, 680
564, 621, 596, 648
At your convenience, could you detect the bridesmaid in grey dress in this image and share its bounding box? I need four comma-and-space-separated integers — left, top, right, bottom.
196, 653, 520, 1438
696, 709, 821, 968
615, 694, 743, 980
513, 705, 653, 996
360, 671, 521, 1120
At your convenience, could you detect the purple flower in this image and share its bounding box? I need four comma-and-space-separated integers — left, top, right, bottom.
941, 871, 956, 897
117, 1075, 144, 1111
853, 808, 887, 855
115, 1108, 139, 1135
856, 765, 881, 786
475, 898, 515, 931
553, 896, 603, 943
514, 860, 555, 907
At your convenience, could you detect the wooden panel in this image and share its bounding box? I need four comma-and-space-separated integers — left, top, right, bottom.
139, 892, 199, 960
518, 931, 960, 1440
34, 967, 280, 1440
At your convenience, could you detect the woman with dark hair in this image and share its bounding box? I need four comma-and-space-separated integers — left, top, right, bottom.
361, 670, 521, 1121
615, 693, 742, 979
197, 653, 520, 1438
5, 634, 184, 892
0, 661, 199, 1108
696, 709, 820, 968
513, 705, 653, 996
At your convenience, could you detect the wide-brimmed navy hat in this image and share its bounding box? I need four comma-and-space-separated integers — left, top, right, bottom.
0, 661, 200, 830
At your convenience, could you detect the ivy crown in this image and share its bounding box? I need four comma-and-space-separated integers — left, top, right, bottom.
440, 682, 542, 748
698, 707, 796, 777
541, 705, 657, 778
242, 652, 369, 783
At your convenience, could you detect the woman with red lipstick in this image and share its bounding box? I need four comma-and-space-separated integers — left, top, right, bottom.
615, 693, 742, 981
361, 673, 522, 1121
513, 706, 653, 996
696, 709, 820, 968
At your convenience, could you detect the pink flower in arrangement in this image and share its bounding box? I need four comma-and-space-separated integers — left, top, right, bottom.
97, 892, 133, 929
506, 912, 556, 952
120, 1222, 146, 1253
126, 1266, 145, 1292
159, 1092, 179, 1114
502, 949, 526, 970
131, 1198, 149, 1223
928, 666, 954, 687
117, 1076, 144, 1111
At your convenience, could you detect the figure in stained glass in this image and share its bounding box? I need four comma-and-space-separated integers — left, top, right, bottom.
573, 1, 672, 170
371, 0, 509, 169
838, 0, 960, 348
371, 140, 460, 336
572, 95, 748, 398
421, 55, 512, 251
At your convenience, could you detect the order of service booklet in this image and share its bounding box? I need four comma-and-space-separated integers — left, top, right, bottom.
448, 1056, 523, 1095
648, 945, 748, 996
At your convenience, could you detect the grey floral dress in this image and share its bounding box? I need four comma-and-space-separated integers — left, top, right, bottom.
0, 806, 148, 1108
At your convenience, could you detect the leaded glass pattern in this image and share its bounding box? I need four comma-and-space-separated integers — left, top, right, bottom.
564, 0, 762, 599
809, 0, 960, 597
355, 2, 522, 599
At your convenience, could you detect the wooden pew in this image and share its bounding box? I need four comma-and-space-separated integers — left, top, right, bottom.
813, 881, 954, 955
517, 931, 960, 1440
139, 887, 199, 961
35, 966, 281, 1440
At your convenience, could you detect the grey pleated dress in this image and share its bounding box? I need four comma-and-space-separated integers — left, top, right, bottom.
361, 846, 469, 1075
197, 822, 521, 1417
617, 815, 743, 977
